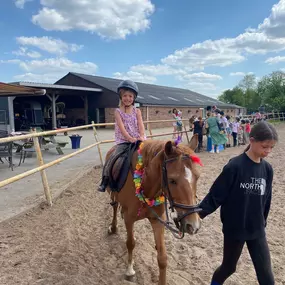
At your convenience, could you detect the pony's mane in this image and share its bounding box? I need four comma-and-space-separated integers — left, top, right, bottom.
141, 140, 195, 167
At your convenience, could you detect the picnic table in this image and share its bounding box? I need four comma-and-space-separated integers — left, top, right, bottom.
12, 132, 68, 158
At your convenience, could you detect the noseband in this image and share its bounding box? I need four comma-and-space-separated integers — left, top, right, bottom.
143, 154, 202, 239
159, 154, 202, 238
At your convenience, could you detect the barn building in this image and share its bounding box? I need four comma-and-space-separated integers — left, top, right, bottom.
0, 73, 244, 131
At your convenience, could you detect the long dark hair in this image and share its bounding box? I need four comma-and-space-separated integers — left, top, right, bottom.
244, 121, 278, 152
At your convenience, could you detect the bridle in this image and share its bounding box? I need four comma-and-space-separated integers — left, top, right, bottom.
145, 154, 202, 239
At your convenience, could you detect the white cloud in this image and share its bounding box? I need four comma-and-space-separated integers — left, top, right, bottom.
16, 36, 83, 55
113, 71, 157, 84
176, 72, 221, 94
0, 59, 22, 64
130, 64, 185, 76
162, 38, 245, 70
265, 55, 285, 64
19, 58, 97, 75
185, 82, 218, 91
32, 0, 155, 40
13, 73, 62, 83
12, 47, 42, 58
258, 0, 285, 39
178, 72, 222, 81
229, 71, 254, 76
15, 0, 32, 9
233, 32, 285, 54
230, 72, 246, 76
2, 57, 97, 83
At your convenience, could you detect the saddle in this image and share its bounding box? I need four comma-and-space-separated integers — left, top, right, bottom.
99, 140, 141, 192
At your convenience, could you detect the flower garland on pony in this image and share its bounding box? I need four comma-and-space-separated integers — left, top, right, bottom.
133, 140, 203, 210
133, 142, 165, 207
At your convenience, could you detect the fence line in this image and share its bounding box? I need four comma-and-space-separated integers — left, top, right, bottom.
0, 118, 189, 144
0, 118, 191, 208
2, 112, 284, 208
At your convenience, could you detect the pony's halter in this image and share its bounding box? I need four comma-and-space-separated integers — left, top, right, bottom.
144, 153, 202, 239
160, 154, 202, 238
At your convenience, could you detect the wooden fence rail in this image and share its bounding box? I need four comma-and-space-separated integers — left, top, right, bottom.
1, 112, 284, 208
0, 118, 190, 207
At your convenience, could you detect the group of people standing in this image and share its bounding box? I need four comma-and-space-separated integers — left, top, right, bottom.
187, 106, 254, 153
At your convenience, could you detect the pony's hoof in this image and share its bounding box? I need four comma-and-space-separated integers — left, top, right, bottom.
108, 225, 118, 235
125, 268, 136, 277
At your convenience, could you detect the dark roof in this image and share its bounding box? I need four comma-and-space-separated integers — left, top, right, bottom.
0, 82, 46, 97
69, 72, 241, 109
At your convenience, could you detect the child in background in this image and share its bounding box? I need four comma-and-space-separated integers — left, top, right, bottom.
193, 116, 204, 152
225, 115, 232, 147
231, 118, 240, 147
176, 110, 183, 140
172, 108, 178, 139
239, 119, 246, 145
245, 119, 251, 143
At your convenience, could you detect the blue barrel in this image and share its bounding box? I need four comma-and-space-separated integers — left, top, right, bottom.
207, 136, 224, 152
69, 136, 82, 149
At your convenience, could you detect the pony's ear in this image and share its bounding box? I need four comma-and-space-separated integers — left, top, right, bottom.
189, 133, 199, 151
164, 141, 173, 156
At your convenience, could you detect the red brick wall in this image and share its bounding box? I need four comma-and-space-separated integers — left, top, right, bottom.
147, 106, 201, 129
104, 106, 241, 129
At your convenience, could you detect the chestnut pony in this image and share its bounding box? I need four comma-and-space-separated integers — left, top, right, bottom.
105, 135, 202, 285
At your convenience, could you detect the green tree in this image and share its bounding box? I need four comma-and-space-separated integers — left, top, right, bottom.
219, 74, 261, 113
257, 71, 285, 112
238, 74, 259, 110
218, 87, 244, 106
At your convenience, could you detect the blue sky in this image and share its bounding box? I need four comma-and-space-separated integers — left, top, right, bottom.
1, 0, 285, 98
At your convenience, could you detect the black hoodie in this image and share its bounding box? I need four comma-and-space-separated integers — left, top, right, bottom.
199, 153, 273, 240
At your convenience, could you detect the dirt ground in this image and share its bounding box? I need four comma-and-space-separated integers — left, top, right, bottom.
0, 125, 284, 285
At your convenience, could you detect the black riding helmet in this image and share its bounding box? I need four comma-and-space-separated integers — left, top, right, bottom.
117, 80, 139, 100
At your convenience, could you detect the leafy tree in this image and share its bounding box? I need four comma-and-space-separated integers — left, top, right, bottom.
218, 87, 244, 106
257, 71, 285, 112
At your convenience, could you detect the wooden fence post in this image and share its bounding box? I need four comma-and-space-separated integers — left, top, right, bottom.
32, 129, 52, 206
184, 125, 190, 144
91, 121, 103, 166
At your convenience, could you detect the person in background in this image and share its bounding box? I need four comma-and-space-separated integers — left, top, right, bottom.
245, 119, 251, 144
189, 115, 197, 131
172, 108, 178, 139
225, 115, 232, 147
239, 119, 246, 146
199, 121, 278, 285
193, 116, 204, 152
220, 111, 229, 148
231, 117, 240, 147
206, 111, 227, 154
176, 110, 183, 140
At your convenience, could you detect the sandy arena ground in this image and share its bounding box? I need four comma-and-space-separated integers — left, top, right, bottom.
0, 125, 284, 285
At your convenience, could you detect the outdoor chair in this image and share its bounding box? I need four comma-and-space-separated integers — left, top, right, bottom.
0, 142, 14, 170
18, 136, 43, 166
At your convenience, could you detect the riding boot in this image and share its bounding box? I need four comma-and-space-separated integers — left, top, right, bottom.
97, 176, 109, 192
